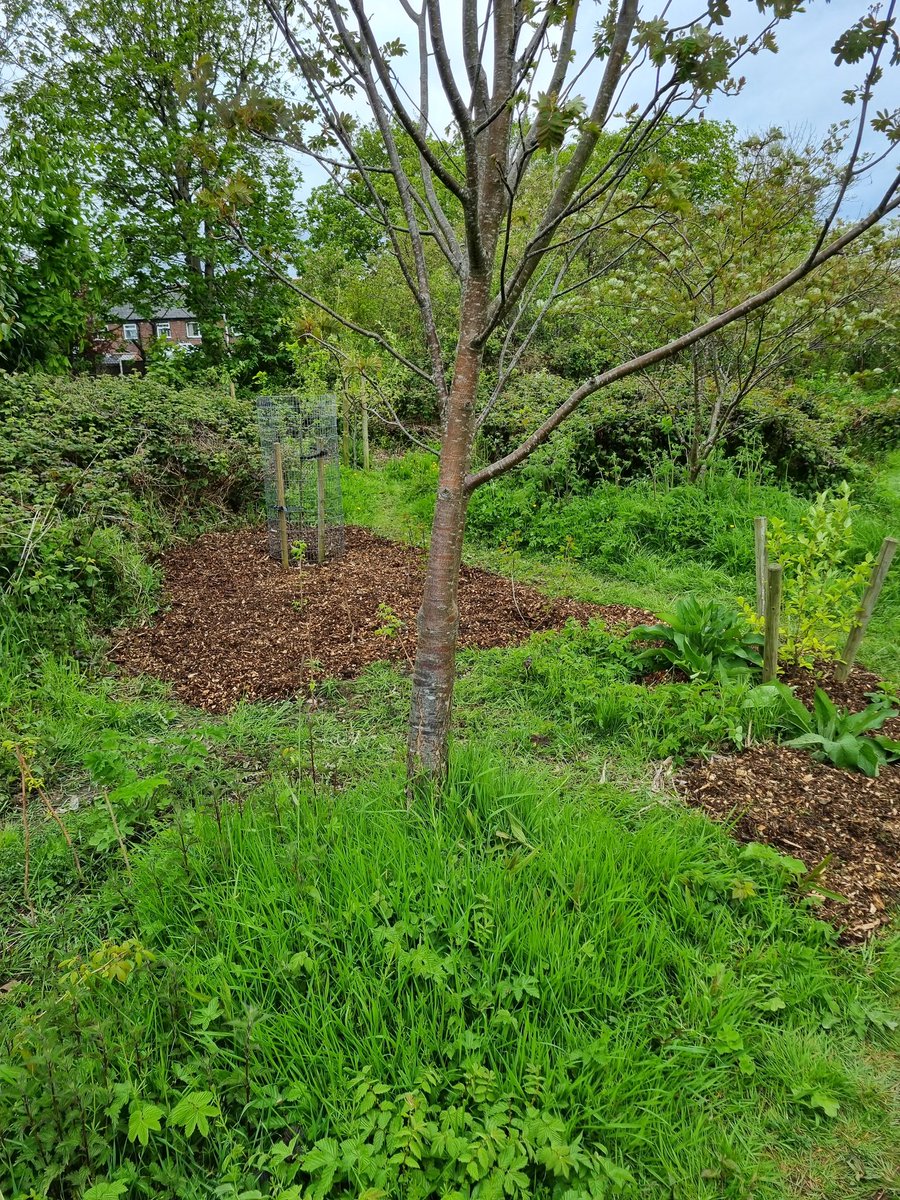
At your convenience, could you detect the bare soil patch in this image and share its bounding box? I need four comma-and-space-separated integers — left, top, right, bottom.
111, 526, 652, 713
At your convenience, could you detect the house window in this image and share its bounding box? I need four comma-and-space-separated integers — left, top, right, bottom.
122, 322, 139, 341
155, 322, 171, 339
185, 321, 202, 338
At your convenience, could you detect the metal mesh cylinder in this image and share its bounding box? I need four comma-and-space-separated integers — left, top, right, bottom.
256, 393, 345, 565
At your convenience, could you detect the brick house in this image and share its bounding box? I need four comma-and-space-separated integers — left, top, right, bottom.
101, 303, 207, 373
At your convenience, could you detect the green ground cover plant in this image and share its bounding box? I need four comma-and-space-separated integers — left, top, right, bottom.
749, 682, 900, 778
443, 458, 900, 682
3, 752, 899, 1199
627, 597, 763, 682
2, 375, 899, 1199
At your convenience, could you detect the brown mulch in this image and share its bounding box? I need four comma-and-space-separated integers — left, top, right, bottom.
663, 657, 900, 940
111, 525, 653, 713
676, 740, 900, 941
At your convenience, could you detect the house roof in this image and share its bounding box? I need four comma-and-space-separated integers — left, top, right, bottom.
109, 304, 197, 321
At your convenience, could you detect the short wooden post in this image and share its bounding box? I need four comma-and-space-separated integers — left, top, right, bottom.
341, 392, 350, 467
361, 385, 370, 471
835, 536, 897, 682
316, 449, 327, 566
754, 516, 768, 618
229, 377, 236, 403
762, 562, 782, 683
273, 441, 290, 570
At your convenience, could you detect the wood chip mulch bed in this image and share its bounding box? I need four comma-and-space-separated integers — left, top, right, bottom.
111, 525, 653, 713
676, 664, 900, 942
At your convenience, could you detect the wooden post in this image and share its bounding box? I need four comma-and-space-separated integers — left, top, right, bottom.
316, 449, 327, 566
835, 536, 897, 682
229, 377, 236, 403
361, 383, 370, 471
762, 563, 782, 683
273, 442, 290, 570
341, 392, 350, 467
754, 516, 768, 618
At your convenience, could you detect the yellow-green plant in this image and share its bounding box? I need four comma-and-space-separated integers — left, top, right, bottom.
746, 485, 873, 667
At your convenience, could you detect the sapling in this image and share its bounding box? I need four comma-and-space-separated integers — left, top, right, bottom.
12, 745, 84, 880
375, 601, 414, 670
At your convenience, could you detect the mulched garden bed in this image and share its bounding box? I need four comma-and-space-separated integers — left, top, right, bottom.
676, 662, 900, 941
111, 525, 653, 713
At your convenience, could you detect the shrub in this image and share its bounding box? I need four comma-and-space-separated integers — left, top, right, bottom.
0, 372, 258, 637
848, 391, 900, 452
752, 485, 874, 668
479, 375, 860, 493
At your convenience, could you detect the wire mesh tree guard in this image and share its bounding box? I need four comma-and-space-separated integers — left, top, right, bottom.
257, 393, 345, 567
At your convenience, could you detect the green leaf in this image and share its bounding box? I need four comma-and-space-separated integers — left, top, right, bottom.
808, 1090, 840, 1118
741, 842, 806, 877
168, 1089, 220, 1138
533, 91, 586, 151
874, 734, 900, 761
83, 1183, 128, 1200
128, 1100, 165, 1146
108, 773, 169, 803
812, 688, 837, 739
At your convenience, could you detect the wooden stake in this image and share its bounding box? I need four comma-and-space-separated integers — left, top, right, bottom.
762, 562, 782, 683
316, 449, 327, 565
361, 384, 370, 471
273, 441, 290, 570
835, 536, 897, 682
753, 516, 768, 618
341, 391, 350, 466
229, 377, 236, 403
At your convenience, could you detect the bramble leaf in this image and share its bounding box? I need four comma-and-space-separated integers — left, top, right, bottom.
168, 1089, 220, 1138
128, 1100, 165, 1146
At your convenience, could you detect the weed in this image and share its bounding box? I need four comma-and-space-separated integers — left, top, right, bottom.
748, 682, 900, 777
2, 754, 898, 1197
628, 596, 763, 681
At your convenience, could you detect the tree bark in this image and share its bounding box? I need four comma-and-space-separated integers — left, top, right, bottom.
406, 282, 486, 786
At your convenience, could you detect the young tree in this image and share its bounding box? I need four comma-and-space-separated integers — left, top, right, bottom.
255, 0, 899, 784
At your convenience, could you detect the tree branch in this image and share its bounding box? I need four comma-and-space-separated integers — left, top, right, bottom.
466, 185, 900, 491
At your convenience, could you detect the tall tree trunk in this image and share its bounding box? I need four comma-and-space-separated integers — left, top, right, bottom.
406, 284, 486, 786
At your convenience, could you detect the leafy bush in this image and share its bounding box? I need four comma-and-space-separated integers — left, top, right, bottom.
750, 485, 874, 667
628, 596, 763, 681
749, 681, 900, 777
0, 372, 258, 638
480, 375, 867, 494
848, 391, 900, 452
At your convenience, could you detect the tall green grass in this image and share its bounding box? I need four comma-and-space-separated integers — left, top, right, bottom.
3, 753, 899, 1198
